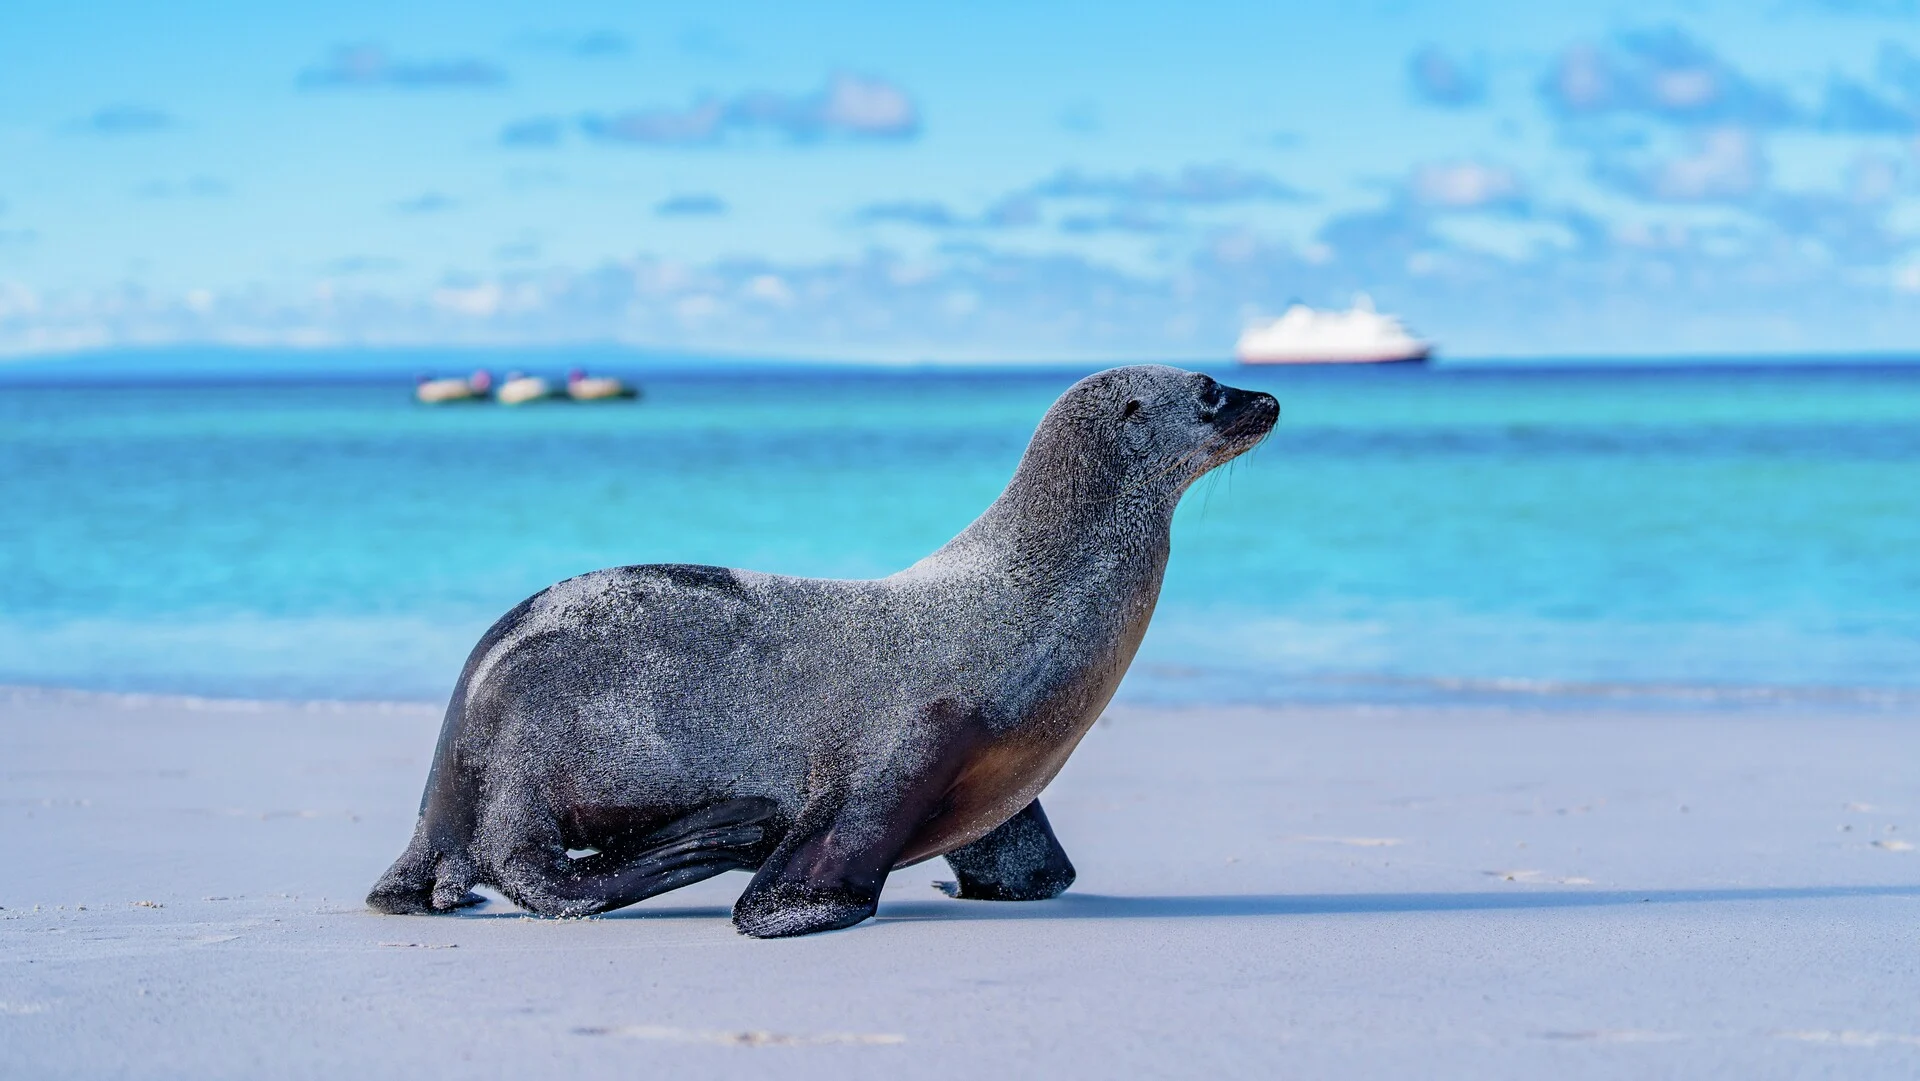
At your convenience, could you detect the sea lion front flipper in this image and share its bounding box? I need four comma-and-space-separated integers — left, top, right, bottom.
730, 804, 896, 939
733, 698, 987, 938
937, 799, 1077, 901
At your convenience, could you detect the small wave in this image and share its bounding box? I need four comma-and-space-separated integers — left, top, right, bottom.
1331, 672, 1920, 707
0, 682, 439, 715
1121, 664, 1920, 710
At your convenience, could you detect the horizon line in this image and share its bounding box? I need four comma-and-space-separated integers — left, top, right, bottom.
3, 341, 1920, 382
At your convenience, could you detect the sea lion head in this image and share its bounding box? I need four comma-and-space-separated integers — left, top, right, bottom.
1032, 365, 1279, 504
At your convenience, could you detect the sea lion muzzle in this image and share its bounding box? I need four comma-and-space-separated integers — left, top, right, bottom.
1211, 385, 1280, 440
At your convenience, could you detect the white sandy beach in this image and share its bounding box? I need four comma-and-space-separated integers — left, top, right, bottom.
3, 686, 1916, 1079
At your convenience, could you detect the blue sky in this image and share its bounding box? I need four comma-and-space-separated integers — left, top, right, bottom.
4, 0, 1920, 361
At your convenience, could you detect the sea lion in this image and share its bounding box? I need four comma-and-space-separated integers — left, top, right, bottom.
368, 364, 1278, 937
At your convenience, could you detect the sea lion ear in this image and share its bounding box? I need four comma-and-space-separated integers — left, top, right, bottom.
1121, 398, 1142, 419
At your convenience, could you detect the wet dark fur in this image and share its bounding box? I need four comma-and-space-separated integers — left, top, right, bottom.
368, 365, 1278, 937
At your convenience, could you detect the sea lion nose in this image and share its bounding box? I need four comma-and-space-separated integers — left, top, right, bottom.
1215, 385, 1280, 430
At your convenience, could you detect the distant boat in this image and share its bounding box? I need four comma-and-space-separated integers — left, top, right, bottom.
1235, 295, 1432, 365
496, 372, 560, 406
565, 369, 640, 402
415, 370, 493, 404
415, 368, 641, 405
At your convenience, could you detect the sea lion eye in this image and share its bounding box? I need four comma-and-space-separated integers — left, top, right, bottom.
1122, 399, 1142, 419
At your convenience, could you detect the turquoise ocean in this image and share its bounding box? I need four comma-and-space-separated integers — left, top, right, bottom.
3, 358, 1917, 707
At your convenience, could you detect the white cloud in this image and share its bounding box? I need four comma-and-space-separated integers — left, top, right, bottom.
583, 72, 918, 145
0, 282, 41, 319
818, 74, 916, 135
674, 294, 724, 322
432, 283, 503, 317
1540, 28, 1797, 127
744, 274, 794, 306
1650, 127, 1765, 200
298, 45, 506, 89
1409, 162, 1525, 208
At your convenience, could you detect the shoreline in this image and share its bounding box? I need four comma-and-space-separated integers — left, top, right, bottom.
8, 672, 1919, 719
4, 689, 1917, 1078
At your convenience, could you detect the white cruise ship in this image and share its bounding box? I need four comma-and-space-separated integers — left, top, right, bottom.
1235, 295, 1432, 365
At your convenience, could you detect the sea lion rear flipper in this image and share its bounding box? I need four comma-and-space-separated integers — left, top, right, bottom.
936, 799, 1076, 901
495, 801, 776, 918
611, 797, 780, 855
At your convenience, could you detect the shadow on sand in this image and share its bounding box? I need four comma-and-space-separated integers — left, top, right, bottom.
875, 884, 1920, 922
524, 883, 1919, 924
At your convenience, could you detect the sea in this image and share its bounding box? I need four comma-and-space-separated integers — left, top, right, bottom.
3, 356, 1917, 709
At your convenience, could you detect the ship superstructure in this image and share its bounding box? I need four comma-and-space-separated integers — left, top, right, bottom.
1235, 295, 1432, 365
